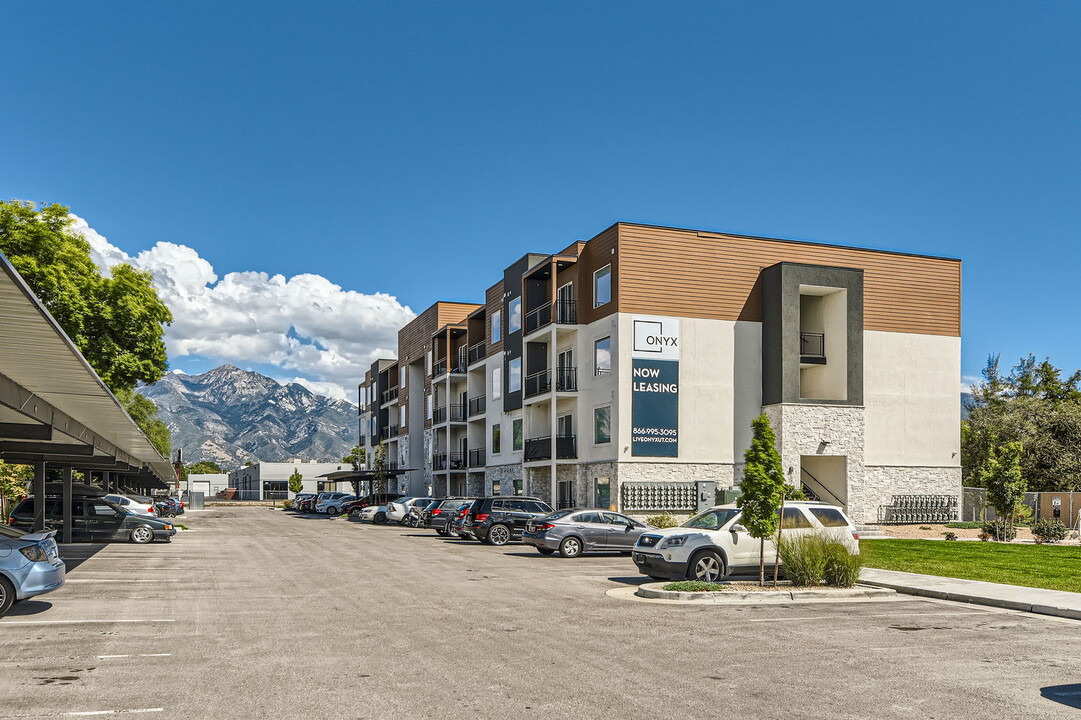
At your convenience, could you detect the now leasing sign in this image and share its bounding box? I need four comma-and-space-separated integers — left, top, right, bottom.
631, 317, 679, 457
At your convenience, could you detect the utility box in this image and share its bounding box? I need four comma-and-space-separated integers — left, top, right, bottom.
696, 481, 717, 512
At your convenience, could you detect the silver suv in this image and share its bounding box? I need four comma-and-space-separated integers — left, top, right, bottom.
632, 502, 859, 582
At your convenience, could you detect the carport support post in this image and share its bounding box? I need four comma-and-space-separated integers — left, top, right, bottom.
32, 461, 46, 532
62, 467, 74, 544
102, 471, 111, 493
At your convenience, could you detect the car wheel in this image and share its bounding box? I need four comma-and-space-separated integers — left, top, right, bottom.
327, 506, 339, 516
536, 548, 556, 555
0, 576, 15, 617
350, 508, 363, 518
487, 524, 511, 546
687, 550, 726, 582
559, 536, 583, 558
373, 512, 387, 525
130, 526, 154, 544
436, 526, 449, 536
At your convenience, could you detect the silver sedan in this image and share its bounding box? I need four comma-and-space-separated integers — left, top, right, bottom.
522, 509, 654, 558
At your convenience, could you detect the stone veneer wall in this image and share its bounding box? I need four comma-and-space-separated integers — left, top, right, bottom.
466, 472, 485, 496
485, 464, 522, 496
861, 465, 962, 524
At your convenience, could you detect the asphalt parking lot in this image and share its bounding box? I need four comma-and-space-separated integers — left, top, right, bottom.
2, 506, 1080, 719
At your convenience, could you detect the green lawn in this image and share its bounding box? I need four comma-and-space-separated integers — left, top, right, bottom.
860, 539, 1081, 593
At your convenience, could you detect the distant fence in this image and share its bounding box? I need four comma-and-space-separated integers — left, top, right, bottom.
962, 487, 1081, 527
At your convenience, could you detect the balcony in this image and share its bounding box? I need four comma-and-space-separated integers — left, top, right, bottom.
433, 404, 466, 424
433, 357, 447, 377
525, 366, 577, 398
432, 452, 466, 471
379, 424, 399, 441
381, 387, 399, 404
467, 342, 486, 366
800, 332, 826, 364
524, 300, 578, 335
468, 448, 486, 468
524, 435, 577, 461
467, 395, 486, 417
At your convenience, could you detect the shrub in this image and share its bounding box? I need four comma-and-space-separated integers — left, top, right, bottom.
919, 526, 932, 530
982, 520, 1017, 542
944, 532, 958, 541
777, 534, 830, 586
663, 580, 725, 592
281, 500, 293, 510
823, 543, 862, 587
978, 532, 990, 541
1031, 518, 1068, 544
946, 522, 983, 529
647, 512, 680, 529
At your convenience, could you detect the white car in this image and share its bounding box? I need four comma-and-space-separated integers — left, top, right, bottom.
386, 497, 433, 524
104, 494, 157, 518
632, 502, 859, 583
356, 503, 389, 523
315, 494, 356, 515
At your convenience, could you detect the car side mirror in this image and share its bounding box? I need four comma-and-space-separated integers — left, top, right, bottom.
731, 524, 747, 533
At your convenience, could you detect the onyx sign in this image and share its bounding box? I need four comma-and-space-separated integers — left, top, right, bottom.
631, 317, 679, 457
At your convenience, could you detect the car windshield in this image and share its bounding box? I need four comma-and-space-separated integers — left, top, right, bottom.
682, 508, 741, 531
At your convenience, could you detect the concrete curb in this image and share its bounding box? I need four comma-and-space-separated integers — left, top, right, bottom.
859, 578, 1081, 621
634, 582, 896, 603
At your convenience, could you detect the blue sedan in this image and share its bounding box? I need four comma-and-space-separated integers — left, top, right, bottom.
0, 523, 66, 616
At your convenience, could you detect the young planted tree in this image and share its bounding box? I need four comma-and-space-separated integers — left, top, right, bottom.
976, 440, 1027, 541
738, 414, 787, 585
372, 442, 388, 494
288, 470, 304, 496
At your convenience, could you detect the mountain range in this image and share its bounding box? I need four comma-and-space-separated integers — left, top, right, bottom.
137, 365, 357, 468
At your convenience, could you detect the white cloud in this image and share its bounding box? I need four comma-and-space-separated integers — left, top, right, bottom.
961, 375, 981, 394
70, 215, 415, 402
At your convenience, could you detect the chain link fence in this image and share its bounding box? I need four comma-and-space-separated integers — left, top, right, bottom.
962, 487, 1081, 528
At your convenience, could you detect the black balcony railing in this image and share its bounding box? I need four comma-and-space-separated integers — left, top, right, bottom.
468, 448, 485, 468
433, 405, 447, 424
382, 387, 399, 404
524, 434, 577, 461
433, 358, 447, 377
432, 452, 466, 471
555, 299, 577, 324
467, 395, 486, 417
379, 425, 399, 441
467, 342, 486, 365
432, 452, 446, 470
449, 404, 466, 422
525, 303, 552, 334
525, 366, 577, 397
800, 332, 826, 362
385, 460, 399, 472
554, 366, 577, 391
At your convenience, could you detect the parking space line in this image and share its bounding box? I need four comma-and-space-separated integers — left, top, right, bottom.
96, 654, 172, 659
65, 710, 164, 716
65, 579, 180, 583
0, 619, 175, 626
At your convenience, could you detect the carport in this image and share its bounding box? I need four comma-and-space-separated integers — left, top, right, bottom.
0, 251, 174, 541
316, 469, 414, 499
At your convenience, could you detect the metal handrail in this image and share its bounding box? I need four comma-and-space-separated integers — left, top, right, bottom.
467, 342, 486, 365
525, 302, 552, 334
467, 395, 486, 417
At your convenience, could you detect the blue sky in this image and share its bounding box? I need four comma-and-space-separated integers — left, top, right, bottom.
2, 2, 1079, 397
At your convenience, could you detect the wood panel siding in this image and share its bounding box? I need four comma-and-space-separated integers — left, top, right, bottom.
575, 225, 620, 326
616, 224, 961, 336
485, 281, 504, 357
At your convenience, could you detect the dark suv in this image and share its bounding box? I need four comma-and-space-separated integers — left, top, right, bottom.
464, 496, 554, 545
427, 497, 474, 536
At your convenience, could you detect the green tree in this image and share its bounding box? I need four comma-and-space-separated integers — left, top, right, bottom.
738, 414, 787, 585
115, 388, 170, 457
0, 200, 173, 392
0, 462, 33, 518
975, 440, 1027, 540
342, 445, 365, 470
188, 461, 223, 475
288, 470, 304, 495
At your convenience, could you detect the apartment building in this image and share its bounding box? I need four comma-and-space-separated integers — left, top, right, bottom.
358, 222, 961, 524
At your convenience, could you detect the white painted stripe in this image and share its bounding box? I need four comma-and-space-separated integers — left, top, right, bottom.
140, 653, 171, 657
66, 710, 164, 716
65, 579, 179, 583
747, 610, 991, 623
0, 619, 175, 625
98, 654, 171, 659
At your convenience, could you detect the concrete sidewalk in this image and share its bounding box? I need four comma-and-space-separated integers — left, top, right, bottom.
861, 567, 1081, 621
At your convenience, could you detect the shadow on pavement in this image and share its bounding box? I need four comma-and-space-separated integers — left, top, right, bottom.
57, 543, 109, 573
7, 599, 53, 616
1042, 685, 1081, 709
607, 576, 650, 586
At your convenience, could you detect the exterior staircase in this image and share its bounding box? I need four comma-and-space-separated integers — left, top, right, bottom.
855, 524, 888, 538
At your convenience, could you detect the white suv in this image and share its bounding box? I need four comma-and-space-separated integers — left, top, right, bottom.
632, 502, 859, 583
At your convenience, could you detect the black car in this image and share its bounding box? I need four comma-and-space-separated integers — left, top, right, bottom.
9, 496, 177, 544
426, 497, 474, 536
464, 496, 554, 545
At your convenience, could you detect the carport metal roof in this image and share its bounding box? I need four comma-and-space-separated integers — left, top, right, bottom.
0, 250, 173, 486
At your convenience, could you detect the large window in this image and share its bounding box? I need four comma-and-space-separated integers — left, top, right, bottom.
491, 424, 501, 454
594, 336, 612, 375
594, 406, 611, 444
512, 418, 523, 451
594, 265, 611, 307
508, 357, 522, 393
508, 297, 522, 333
491, 310, 502, 343
492, 366, 502, 400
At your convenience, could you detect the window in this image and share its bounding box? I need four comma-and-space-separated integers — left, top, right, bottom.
780, 507, 813, 529
508, 297, 522, 333
594, 478, 610, 508
594, 265, 611, 307
594, 406, 611, 444
491, 424, 501, 454
400, 405, 407, 428
91, 502, 117, 516
426, 394, 432, 419
508, 358, 522, 393
512, 418, 523, 450
594, 337, 611, 375
513, 476, 523, 495
574, 512, 604, 524
491, 480, 501, 495
491, 310, 502, 343
492, 366, 502, 400
809, 507, 850, 528
425, 351, 432, 374
400, 369, 405, 388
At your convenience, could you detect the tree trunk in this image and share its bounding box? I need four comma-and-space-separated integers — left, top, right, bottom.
758, 537, 765, 586
773, 494, 786, 586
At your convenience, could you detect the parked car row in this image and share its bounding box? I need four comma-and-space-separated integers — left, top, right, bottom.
1, 486, 180, 617
290, 492, 861, 583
